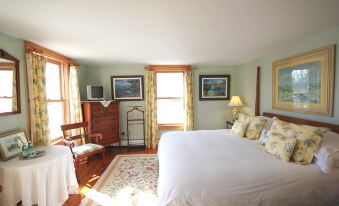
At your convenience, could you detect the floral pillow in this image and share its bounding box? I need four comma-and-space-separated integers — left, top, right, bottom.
231, 121, 249, 137
270, 118, 328, 164
265, 133, 297, 162
238, 113, 252, 123
245, 117, 266, 140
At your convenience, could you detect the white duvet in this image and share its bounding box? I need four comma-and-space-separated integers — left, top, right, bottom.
157, 129, 339, 206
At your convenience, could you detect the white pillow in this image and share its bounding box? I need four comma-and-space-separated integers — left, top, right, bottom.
314, 131, 339, 173
259, 116, 273, 131
258, 129, 271, 145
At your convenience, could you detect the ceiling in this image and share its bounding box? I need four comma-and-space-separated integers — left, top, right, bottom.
0, 0, 339, 66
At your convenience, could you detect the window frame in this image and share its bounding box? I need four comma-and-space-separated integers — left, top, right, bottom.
156, 71, 185, 131
46, 59, 67, 142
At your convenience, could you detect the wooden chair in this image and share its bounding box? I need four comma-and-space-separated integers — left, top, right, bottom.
61, 122, 105, 180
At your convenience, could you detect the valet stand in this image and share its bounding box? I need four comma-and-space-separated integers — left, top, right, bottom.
126, 106, 146, 149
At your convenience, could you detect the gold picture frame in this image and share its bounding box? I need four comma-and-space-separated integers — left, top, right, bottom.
272, 45, 335, 116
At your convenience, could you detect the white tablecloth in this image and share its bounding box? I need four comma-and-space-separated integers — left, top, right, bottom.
0, 145, 78, 206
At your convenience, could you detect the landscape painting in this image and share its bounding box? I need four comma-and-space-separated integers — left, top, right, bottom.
272, 45, 335, 116
199, 75, 230, 100
111, 76, 144, 100
0, 130, 28, 161
278, 61, 321, 104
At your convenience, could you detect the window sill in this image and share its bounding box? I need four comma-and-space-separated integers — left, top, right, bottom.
158, 124, 184, 131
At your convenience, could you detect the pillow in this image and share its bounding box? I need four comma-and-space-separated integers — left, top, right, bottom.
265, 133, 297, 162
314, 131, 339, 173
258, 129, 270, 145
270, 118, 328, 164
231, 121, 249, 137
245, 117, 266, 140
259, 116, 274, 131
238, 113, 252, 123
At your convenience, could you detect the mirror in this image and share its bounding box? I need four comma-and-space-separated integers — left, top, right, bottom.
0, 49, 20, 115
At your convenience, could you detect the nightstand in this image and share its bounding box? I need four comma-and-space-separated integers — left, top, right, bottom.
225, 121, 234, 129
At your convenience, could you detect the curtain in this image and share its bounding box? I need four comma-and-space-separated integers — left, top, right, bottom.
26, 53, 50, 146
184, 70, 194, 131
69, 65, 83, 144
11, 68, 17, 111
145, 71, 158, 149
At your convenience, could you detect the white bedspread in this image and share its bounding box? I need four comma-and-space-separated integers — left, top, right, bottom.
157, 130, 339, 206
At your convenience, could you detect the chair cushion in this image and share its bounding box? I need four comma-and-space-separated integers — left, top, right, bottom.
72, 143, 104, 157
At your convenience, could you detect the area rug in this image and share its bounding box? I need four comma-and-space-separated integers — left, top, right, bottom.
81, 154, 159, 206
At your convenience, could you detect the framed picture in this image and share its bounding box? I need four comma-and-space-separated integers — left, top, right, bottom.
199, 75, 231, 100
0, 130, 28, 161
272, 45, 335, 116
111, 75, 144, 101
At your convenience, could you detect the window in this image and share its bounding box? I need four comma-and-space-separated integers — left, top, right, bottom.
46, 60, 65, 140
0, 68, 14, 113
156, 72, 184, 129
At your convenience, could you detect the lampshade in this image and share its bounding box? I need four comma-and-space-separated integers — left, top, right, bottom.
228, 96, 244, 107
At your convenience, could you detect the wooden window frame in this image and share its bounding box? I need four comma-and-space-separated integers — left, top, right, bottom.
155, 69, 188, 131
25, 41, 77, 143
46, 59, 68, 142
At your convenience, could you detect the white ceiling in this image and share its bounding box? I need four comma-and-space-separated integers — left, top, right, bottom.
0, 0, 339, 66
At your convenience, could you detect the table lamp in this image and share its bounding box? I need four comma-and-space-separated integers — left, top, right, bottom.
228, 96, 244, 121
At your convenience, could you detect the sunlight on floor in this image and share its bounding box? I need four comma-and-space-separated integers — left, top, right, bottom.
84, 186, 157, 206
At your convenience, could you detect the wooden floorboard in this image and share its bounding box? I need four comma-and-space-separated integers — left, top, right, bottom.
63, 146, 157, 206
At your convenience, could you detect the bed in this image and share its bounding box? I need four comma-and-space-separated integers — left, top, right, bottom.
157, 113, 339, 206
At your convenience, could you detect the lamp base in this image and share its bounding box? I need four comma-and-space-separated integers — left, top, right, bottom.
232, 107, 240, 122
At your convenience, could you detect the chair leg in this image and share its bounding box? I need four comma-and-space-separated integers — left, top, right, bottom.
74, 159, 79, 182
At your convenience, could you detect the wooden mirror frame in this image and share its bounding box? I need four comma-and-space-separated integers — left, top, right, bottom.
0, 49, 21, 116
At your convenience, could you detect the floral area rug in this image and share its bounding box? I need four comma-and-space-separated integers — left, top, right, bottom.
81, 154, 159, 206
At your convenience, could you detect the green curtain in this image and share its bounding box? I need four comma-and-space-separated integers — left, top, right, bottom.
184, 70, 194, 131
145, 71, 158, 149
26, 53, 50, 146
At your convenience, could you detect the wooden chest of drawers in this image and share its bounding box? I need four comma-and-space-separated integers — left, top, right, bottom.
82, 101, 120, 146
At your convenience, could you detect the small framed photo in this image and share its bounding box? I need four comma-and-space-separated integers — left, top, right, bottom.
0, 130, 28, 161
111, 76, 144, 101
199, 75, 231, 100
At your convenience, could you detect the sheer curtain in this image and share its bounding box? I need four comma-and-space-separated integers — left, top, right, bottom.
145, 71, 158, 149
69, 65, 83, 143
11, 68, 17, 111
26, 53, 50, 146
184, 70, 194, 131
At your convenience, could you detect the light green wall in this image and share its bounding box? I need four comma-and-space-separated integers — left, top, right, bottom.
78, 65, 237, 141
237, 25, 339, 124
0, 32, 29, 134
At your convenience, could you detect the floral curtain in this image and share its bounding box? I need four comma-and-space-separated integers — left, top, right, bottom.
69, 65, 83, 143
11, 68, 17, 111
26, 53, 50, 146
145, 71, 158, 149
184, 70, 194, 131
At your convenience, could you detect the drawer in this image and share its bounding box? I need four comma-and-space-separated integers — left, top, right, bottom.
91, 103, 119, 116
92, 116, 116, 125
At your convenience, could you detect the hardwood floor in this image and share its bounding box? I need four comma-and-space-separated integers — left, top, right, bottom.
64, 146, 157, 206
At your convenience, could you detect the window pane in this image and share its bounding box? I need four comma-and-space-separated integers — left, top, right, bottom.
46, 62, 61, 100
157, 73, 183, 97
47, 102, 64, 139
157, 99, 184, 124
0, 98, 12, 113
0, 70, 13, 97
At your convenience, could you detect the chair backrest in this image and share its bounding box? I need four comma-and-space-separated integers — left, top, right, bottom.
61, 122, 89, 144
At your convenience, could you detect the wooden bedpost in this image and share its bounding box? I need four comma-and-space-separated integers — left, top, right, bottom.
255, 66, 261, 116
